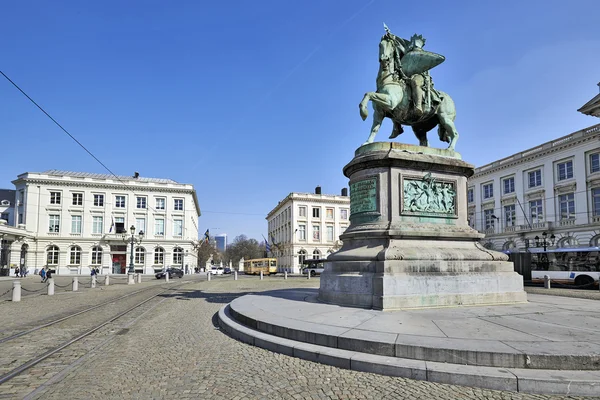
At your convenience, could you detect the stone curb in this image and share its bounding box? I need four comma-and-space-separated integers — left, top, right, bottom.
229, 296, 600, 371
218, 304, 600, 396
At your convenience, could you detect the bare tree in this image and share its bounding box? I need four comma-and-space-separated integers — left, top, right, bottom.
224, 235, 264, 264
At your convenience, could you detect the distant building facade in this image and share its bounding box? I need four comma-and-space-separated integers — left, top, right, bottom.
215, 234, 227, 252
0, 170, 200, 275
467, 123, 600, 251
266, 187, 350, 274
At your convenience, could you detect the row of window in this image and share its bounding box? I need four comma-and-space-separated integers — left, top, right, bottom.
470, 154, 600, 202
472, 189, 600, 229
48, 192, 184, 211
295, 224, 347, 242
48, 215, 183, 236
297, 206, 349, 220
46, 245, 186, 265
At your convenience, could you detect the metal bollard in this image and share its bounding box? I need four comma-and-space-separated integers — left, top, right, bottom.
234, 270, 238, 281
72, 277, 79, 292
105, 275, 110, 286
91, 276, 97, 289
307, 270, 311, 280
207, 272, 211, 281
48, 278, 55, 295
260, 270, 263, 280
165, 271, 170, 283
284, 271, 288, 280
128, 274, 135, 285
544, 275, 551, 289
137, 273, 142, 284
12, 280, 21, 302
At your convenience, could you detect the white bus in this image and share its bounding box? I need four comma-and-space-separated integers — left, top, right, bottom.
524, 247, 600, 288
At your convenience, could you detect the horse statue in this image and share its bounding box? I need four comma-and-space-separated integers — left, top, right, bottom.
358, 30, 459, 151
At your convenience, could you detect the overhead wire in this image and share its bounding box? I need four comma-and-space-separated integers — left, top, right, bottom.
0, 70, 197, 240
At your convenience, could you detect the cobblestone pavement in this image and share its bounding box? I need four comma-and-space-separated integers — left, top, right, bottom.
0, 276, 593, 400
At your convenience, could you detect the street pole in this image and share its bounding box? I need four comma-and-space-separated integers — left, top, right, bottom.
129, 234, 135, 274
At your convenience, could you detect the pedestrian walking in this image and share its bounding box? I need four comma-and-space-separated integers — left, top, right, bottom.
39, 268, 46, 282
14, 266, 19, 278
45, 268, 52, 281
91, 268, 97, 277
19, 267, 25, 278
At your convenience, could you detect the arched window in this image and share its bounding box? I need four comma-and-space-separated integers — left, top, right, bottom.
502, 241, 516, 251
173, 247, 183, 265
70, 246, 81, 265
47, 245, 59, 265
135, 247, 145, 264
558, 236, 578, 248
298, 249, 307, 265
91, 246, 103, 265
312, 249, 321, 259
590, 234, 600, 247
154, 247, 164, 265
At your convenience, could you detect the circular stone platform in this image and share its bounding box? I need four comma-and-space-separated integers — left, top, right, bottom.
218, 288, 600, 396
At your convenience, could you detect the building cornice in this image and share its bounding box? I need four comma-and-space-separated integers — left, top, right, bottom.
471, 124, 600, 179
266, 192, 350, 219
12, 177, 195, 195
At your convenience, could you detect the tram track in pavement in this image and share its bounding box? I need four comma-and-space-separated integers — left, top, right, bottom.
0, 279, 194, 391
0, 282, 172, 344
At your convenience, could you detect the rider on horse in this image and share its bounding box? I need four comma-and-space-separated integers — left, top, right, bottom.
383, 26, 442, 120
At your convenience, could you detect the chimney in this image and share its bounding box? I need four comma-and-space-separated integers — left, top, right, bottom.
597, 82, 600, 93
315, 186, 321, 195
133, 172, 139, 179
341, 188, 348, 196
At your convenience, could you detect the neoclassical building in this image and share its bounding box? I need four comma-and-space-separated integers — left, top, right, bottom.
0, 170, 200, 275
468, 122, 600, 251
266, 187, 350, 273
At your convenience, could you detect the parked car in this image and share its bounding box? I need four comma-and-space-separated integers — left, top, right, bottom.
302, 259, 326, 276
223, 267, 232, 274
210, 266, 224, 275
155, 268, 184, 279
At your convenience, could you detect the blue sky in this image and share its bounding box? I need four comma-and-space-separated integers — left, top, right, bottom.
1, 0, 599, 241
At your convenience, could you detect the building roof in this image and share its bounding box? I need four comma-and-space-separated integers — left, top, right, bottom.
41, 170, 179, 184
577, 83, 600, 118
472, 123, 600, 177
266, 191, 350, 219
0, 189, 15, 202
11, 170, 201, 217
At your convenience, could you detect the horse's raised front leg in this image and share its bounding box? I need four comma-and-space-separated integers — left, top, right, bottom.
359, 93, 371, 120
359, 91, 395, 121
364, 109, 384, 145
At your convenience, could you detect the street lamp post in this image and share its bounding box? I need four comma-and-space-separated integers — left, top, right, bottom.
125, 225, 144, 274
534, 231, 556, 252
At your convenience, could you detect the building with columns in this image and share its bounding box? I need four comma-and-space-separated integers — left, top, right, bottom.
266, 187, 350, 274
468, 123, 600, 251
468, 84, 600, 251
0, 170, 200, 275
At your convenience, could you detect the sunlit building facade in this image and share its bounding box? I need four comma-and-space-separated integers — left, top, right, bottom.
0, 170, 200, 275
467, 123, 600, 251
267, 187, 350, 274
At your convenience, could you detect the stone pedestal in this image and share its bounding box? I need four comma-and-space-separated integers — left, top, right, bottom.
318, 143, 527, 310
